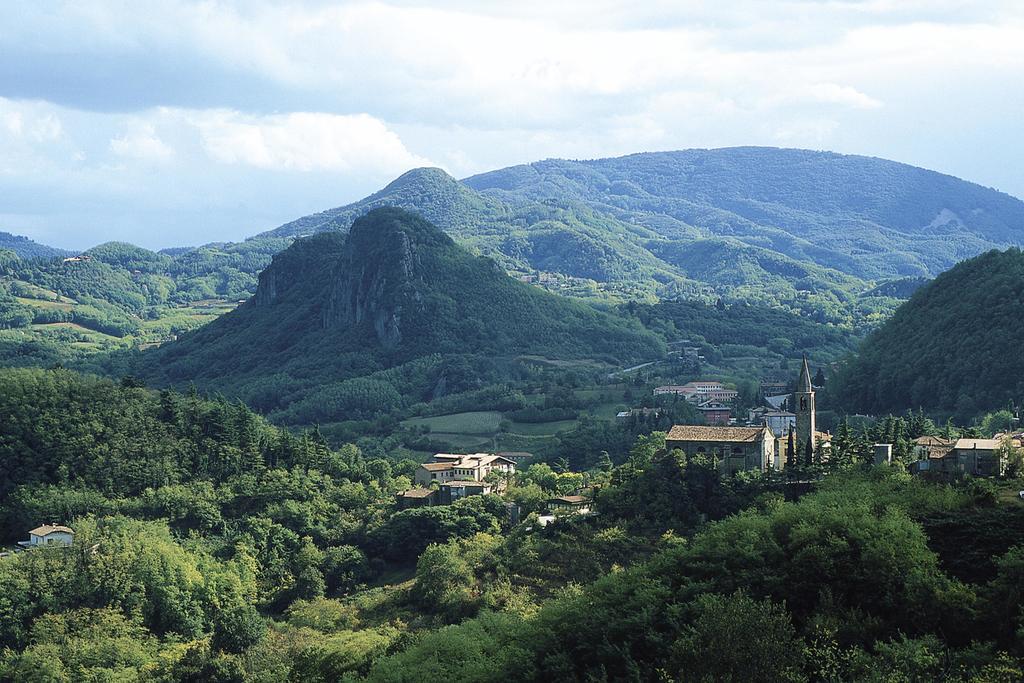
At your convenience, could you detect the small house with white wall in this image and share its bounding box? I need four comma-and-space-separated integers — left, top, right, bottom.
18, 525, 74, 549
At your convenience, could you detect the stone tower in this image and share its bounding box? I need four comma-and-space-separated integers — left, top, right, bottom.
794, 356, 816, 463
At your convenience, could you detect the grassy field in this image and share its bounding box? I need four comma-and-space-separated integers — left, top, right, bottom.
403, 411, 504, 434
15, 296, 73, 311
508, 419, 578, 436
5, 290, 241, 354
423, 433, 493, 450
400, 408, 583, 454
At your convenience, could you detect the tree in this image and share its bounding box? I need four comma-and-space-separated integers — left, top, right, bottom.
785, 428, 796, 470
671, 592, 804, 682
211, 603, 266, 654
415, 541, 474, 618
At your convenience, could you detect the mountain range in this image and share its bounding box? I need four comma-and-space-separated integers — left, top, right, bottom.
261, 147, 1024, 324
4, 147, 1024, 368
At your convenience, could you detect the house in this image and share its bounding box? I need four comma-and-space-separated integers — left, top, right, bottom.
748, 408, 796, 436
414, 453, 516, 490
415, 461, 458, 486
697, 401, 731, 425
616, 407, 661, 421
913, 437, 1006, 479
950, 438, 1005, 477
441, 480, 493, 503
913, 435, 955, 457
666, 425, 775, 474
397, 488, 438, 508
548, 495, 592, 515
18, 525, 74, 549
760, 380, 789, 398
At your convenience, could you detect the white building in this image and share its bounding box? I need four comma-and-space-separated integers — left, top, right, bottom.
18, 525, 74, 549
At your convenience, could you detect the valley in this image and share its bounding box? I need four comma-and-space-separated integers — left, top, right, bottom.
2, 147, 1024, 681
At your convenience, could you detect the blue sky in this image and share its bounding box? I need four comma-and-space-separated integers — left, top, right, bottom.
1, 1, 1022, 250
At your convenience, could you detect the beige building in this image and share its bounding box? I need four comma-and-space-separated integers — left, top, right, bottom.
654, 381, 739, 404
414, 453, 516, 487
666, 425, 775, 474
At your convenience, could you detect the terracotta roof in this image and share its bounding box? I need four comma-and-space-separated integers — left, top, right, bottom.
915, 436, 953, 446
29, 525, 73, 536
420, 462, 454, 471
401, 488, 436, 499
667, 425, 768, 443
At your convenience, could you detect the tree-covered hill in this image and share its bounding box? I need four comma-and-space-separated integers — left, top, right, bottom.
466, 147, 1024, 279
0, 236, 290, 363
834, 248, 1024, 417
123, 208, 665, 425
0, 231, 70, 260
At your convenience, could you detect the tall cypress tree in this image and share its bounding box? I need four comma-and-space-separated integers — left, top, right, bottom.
785, 427, 796, 469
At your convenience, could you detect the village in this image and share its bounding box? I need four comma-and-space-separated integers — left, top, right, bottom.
392, 357, 1024, 519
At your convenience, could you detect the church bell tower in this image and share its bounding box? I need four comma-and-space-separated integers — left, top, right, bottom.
794, 356, 816, 463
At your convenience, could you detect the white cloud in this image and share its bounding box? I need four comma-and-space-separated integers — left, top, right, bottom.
187, 110, 430, 172
110, 123, 175, 162
1, 2, 1024, 247
0, 99, 62, 142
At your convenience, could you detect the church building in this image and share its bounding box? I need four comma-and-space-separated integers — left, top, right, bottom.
794, 356, 816, 462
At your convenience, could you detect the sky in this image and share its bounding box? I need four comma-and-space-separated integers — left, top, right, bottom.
1, 1, 1023, 250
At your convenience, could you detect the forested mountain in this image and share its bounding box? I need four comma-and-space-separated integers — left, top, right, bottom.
834, 248, 1024, 417
262, 147, 1024, 324
0, 231, 70, 260
123, 208, 664, 426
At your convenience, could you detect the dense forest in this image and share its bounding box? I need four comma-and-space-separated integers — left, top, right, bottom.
834, 248, 1024, 418
3, 367, 1024, 680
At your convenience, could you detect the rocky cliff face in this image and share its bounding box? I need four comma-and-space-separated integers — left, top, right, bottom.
254, 208, 438, 350
322, 222, 427, 348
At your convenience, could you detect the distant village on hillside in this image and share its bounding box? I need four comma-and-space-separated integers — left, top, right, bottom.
395, 357, 1024, 518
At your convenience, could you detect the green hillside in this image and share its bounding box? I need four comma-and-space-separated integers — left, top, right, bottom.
0, 237, 290, 364
125, 208, 665, 426
834, 248, 1024, 417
